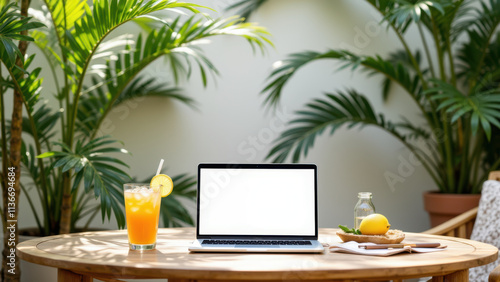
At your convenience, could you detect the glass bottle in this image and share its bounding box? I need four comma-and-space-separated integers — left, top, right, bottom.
354, 192, 375, 229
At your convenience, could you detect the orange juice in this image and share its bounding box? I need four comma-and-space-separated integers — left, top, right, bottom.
124, 184, 161, 250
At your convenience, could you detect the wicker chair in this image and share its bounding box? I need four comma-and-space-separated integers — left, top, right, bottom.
422, 171, 500, 282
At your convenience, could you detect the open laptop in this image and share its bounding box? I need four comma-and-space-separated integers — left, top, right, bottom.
189, 163, 324, 253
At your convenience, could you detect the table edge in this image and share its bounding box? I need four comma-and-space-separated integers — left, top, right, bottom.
17, 228, 499, 280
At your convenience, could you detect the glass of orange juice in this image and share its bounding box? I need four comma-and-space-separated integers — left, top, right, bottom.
124, 183, 161, 251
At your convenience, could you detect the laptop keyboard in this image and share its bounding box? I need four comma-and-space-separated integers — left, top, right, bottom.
202, 240, 312, 245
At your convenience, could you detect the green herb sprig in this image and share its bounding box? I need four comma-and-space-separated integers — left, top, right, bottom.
339, 225, 361, 235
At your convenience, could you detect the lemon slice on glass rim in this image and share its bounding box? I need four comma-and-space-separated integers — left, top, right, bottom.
151, 174, 173, 197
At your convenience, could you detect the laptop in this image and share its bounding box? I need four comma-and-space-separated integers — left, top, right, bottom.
188, 163, 324, 253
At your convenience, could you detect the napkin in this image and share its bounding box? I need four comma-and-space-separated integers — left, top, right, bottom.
330, 241, 446, 256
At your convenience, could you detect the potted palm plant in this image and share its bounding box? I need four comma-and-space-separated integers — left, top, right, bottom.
248, 0, 500, 226
0, 0, 271, 280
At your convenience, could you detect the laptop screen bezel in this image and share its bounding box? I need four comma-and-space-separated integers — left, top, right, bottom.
195, 163, 319, 240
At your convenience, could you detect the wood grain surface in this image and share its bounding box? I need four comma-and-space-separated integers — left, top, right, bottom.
17, 228, 498, 281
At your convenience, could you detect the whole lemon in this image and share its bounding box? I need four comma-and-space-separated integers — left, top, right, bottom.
359, 213, 391, 235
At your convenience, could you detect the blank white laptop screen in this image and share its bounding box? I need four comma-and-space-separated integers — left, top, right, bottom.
198, 167, 316, 236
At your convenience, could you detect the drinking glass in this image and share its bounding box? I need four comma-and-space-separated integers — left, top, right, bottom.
124, 183, 161, 251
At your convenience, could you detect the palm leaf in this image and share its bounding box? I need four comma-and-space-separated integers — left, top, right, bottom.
474, 34, 500, 92
78, 15, 270, 139
384, 0, 444, 26
0, 3, 45, 66
22, 103, 60, 145
458, 30, 500, 91
76, 76, 110, 137
4, 54, 45, 116
39, 136, 131, 228
225, 0, 268, 22
65, 0, 206, 76
395, 117, 431, 140
267, 90, 406, 162
29, 6, 61, 70
43, 0, 86, 43
425, 0, 473, 48
381, 49, 423, 101
160, 173, 197, 227
262, 50, 422, 109
0, 5, 45, 124
365, 0, 397, 15
427, 79, 500, 139
115, 77, 192, 106
445, 0, 474, 42
77, 75, 192, 137
456, 0, 500, 86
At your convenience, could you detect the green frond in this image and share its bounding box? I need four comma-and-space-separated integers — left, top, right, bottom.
43, 136, 131, 228
365, 0, 397, 17
381, 49, 422, 101
427, 79, 500, 139
66, 0, 207, 76
44, 0, 86, 41
262, 50, 343, 109
262, 49, 422, 110
0, 3, 45, 67
435, 0, 473, 43
456, 0, 500, 86
225, 0, 268, 22
77, 75, 192, 137
3, 53, 45, 115
395, 117, 431, 140
21, 143, 40, 182
30, 22, 60, 69
160, 173, 197, 227
267, 90, 406, 162
22, 104, 60, 145
384, 0, 444, 26
76, 15, 270, 139
115, 77, 193, 106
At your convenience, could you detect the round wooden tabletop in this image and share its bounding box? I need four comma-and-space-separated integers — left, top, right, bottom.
17, 228, 498, 281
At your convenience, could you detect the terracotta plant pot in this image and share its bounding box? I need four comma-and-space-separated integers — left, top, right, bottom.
423, 191, 481, 227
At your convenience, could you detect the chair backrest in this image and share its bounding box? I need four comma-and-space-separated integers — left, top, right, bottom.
469, 178, 500, 281
489, 171, 500, 181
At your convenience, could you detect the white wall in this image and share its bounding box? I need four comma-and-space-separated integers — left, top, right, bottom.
17, 0, 436, 235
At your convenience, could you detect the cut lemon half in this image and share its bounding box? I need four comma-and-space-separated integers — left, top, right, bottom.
151, 174, 173, 197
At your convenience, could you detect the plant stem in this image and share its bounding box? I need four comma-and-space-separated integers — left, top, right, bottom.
419, 18, 450, 171
457, 124, 471, 193
430, 20, 446, 81
59, 172, 72, 234
445, 36, 457, 87
470, 133, 484, 193
417, 23, 436, 78
445, 32, 461, 166
428, 16, 456, 193
441, 112, 455, 193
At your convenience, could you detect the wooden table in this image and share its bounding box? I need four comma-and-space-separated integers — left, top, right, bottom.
17, 228, 498, 282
